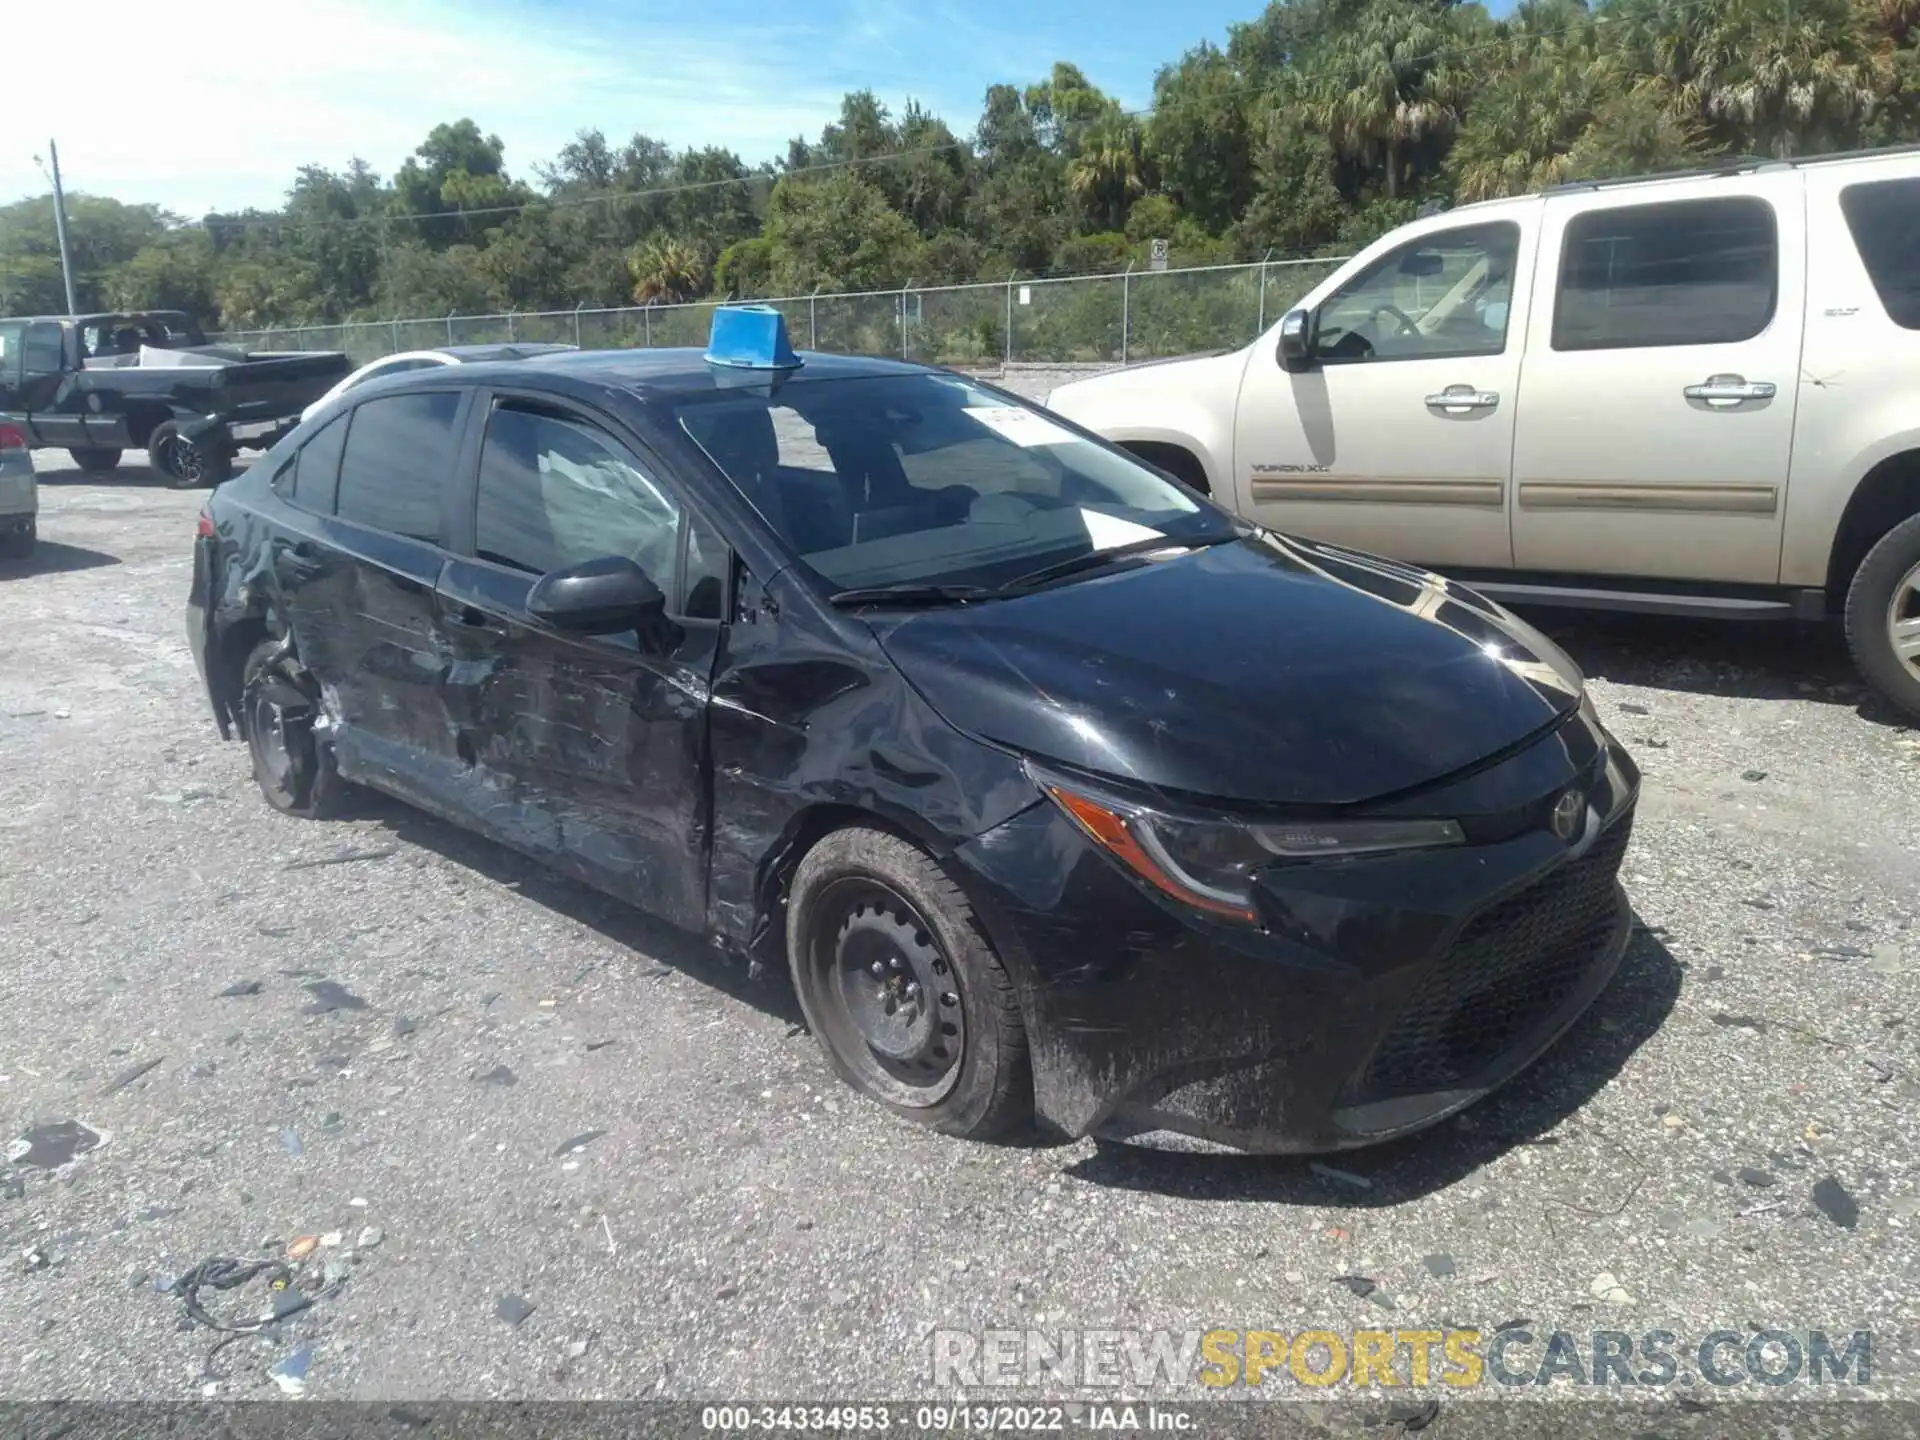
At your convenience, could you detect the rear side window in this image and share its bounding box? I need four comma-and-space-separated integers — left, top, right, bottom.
474, 402, 682, 588
289, 413, 348, 512
1552, 197, 1777, 350
1839, 178, 1920, 330
335, 392, 460, 543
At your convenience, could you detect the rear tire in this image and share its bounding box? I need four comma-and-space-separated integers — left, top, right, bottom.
149, 422, 232, 489
1844, 512, 1920, 723
68, 447, 123, 476
0, 520, 33, 561
240, 638, 347, 818
787, 826, 1031, 1140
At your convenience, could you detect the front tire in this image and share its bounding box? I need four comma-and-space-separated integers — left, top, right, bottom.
240, 638, 346, 818
148, 422, 232, 489
1844, 512, 1920, 723
787, 827, 1031, 1140
69, 447, 123, 476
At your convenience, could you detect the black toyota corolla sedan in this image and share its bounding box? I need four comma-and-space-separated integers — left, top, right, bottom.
187, 308, 1639, 1153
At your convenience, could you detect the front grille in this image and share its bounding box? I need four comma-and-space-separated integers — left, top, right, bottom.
1361, 817, 1632, 1095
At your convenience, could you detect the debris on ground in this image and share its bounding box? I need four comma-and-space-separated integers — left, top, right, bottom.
301, 981, 369, 1015
1308, 1161, 1372, 1190
1422, 1253, 1456, 1279
269, 1347, 313, 1396
475, 1065, 518, 1086
98, 1056, 165, 1096
1813, 1177, 1860, 1230
1384, 1398, 1441, 1432
1737, 1167, 1776, 1188
167, 1254, 347, 1364
218, 980, 264, 998
282, 847, 397, 871
1334, 1275, 1394, 1309
1589, 1271, 1635, 1305
280, 1128, 303, 1158
1711, 1013, 1768, 1032
554, 1130, 607, 1157
287, 1236, 319, 1260
497, 1293, 536, 1327
357, 1227, 384, 1249
9, 1120, 109, 1169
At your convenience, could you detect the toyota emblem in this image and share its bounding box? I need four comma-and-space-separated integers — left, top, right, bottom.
1551, 789, 1586, 842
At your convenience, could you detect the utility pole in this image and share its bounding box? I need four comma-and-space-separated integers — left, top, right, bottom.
47, 140, 80, 317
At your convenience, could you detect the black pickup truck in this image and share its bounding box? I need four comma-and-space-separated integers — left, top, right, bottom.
0, 311, 349, 486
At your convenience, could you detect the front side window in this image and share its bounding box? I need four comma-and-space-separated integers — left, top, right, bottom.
334, 391, 460, 543
1839, 178, 1920, 331
1552, 197, 1777, 351
1314, 223, 1520, 364
676, 374, 1224, 591
474, 402, 682, 586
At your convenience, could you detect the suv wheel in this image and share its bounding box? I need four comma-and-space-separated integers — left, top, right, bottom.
1844, 512, 1920, 722
69, 447, 123, 476
149, 423, 233, 489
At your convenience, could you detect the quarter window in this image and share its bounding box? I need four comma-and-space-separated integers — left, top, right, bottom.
474, 402, 682, 589
288, 413, 348, 513
334, 392, 460, 543
1314, 223, 1520, 364
1552, 197, 1777, 351
1838, 178, 1920, 331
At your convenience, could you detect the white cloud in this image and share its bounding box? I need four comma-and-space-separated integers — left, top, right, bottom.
0, 0, 934, 213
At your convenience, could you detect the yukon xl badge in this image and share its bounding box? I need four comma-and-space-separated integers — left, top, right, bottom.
1251, 462, 1330, 475
1551, 789, 1586, 842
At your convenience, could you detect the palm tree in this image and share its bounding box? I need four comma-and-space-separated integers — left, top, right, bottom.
1067, 115, 1149, 231
1299, 0, 1468, 199
628, 237, 708, 304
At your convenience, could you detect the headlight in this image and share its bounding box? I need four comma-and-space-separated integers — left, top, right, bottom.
1038, 772, 1464, 925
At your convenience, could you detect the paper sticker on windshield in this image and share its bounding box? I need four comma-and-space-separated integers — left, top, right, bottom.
964, 406, 1077, 448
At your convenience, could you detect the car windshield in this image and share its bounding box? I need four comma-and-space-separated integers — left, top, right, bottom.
674, 374, 1228, 592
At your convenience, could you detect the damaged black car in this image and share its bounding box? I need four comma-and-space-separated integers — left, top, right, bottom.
187, 307, 1639, 1153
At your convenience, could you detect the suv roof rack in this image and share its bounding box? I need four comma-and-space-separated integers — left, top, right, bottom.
1540, 142, 1920, 195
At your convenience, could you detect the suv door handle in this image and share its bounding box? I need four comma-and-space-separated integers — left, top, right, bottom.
1424, 385, 1500, 413
1684, 375, 1776, 406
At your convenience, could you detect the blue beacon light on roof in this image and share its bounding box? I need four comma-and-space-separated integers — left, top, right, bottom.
705, 305, 802, 370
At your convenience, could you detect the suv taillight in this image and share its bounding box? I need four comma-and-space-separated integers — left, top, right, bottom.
0, 424, 25, 451
196, 513, 216, 539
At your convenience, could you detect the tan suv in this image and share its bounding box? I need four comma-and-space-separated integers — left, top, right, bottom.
1046, 147, 1920, 720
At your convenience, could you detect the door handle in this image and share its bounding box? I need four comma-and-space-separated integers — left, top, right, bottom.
1424, 385, 1500, 413
1684, 375, 1776, 406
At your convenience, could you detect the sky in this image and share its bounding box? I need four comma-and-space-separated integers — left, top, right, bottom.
5, 0, 1296, 216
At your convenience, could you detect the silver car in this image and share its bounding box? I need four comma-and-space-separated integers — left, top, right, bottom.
0, 421, 34, 560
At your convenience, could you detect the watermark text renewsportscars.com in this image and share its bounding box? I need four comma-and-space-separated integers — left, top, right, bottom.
929, 1327, 1873, 1390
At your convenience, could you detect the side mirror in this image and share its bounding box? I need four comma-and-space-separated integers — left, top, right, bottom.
1277, 309, 1314, 372
527, 555, 665, 635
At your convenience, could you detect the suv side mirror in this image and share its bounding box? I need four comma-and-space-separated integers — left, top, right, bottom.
527, 555, 666, 634
1277, 309, 1314, 372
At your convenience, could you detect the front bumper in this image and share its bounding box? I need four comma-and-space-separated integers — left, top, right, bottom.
952, 706, 1640, 1153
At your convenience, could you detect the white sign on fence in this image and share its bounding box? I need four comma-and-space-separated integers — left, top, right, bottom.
1149, 239, 1170, 272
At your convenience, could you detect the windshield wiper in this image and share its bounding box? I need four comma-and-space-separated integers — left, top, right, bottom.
828, 582, 1001, 608
997, 533, 1235, 593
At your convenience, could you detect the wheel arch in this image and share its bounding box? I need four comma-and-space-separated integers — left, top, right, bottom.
1827, 448, 1920, 600
1118, 440, 1211, 496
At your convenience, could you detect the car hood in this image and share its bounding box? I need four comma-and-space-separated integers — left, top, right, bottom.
870, 533, 1585, 807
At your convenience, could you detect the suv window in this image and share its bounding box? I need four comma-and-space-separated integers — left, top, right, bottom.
474, 402, 682, 589
1839, 178, 1920, 331
1315, 222, 1520, 364
289, 413, 349, 513
22, 322, 66, 378
334, 392, 460, 543
1553, 197, 1777, 351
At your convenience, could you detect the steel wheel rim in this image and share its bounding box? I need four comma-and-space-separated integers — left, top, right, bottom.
1892, 560, 1920, 683
246, 685, 302, 801
809, 878, 964, 1107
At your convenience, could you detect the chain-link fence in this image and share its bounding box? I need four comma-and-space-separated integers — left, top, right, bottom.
211, 256, 1348, 368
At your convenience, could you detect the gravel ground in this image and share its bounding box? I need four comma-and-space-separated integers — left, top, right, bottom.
2, 441, 1919, 1426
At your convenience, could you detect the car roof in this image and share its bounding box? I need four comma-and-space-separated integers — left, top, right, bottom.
430, 346, 939, 400
15, 311, 196, 326
412, 343, 577, 362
